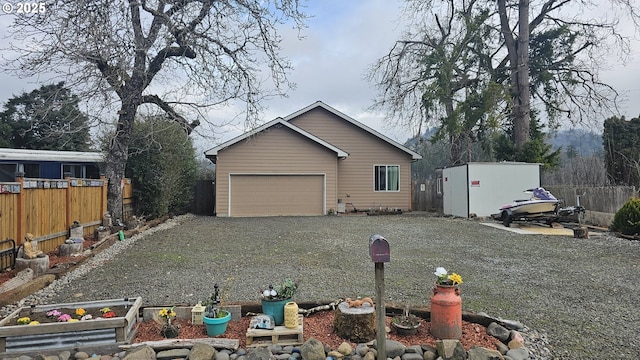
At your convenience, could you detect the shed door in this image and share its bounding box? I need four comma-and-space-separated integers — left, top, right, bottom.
230, 175, 324, 217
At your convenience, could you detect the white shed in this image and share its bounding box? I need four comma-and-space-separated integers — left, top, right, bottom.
442, 162, 542, 218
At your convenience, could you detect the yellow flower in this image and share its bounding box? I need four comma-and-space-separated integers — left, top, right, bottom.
29, 321, 40, 325
100, 307, 111, 314
449, 273, 463, 285
17, 317, 31, 325
68, 319, 80, 322
159, 307, 176, 319
75, 308, 86, 316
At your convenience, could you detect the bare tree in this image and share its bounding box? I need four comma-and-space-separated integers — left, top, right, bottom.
3, 0, 307, 220
369, 0, 639, 160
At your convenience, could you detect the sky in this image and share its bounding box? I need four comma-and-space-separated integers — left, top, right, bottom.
1, 0, 640, 154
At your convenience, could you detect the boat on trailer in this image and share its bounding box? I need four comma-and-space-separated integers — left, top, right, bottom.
498, 187, 560, 227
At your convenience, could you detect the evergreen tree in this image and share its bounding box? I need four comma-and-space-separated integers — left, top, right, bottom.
603, 116, 640, 186
0, 82, 91, 150
125, 117, 197, 219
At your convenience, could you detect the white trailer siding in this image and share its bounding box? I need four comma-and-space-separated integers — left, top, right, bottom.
467, 163, 540, 217
443, 165, 469, 217
442, 162, 541, 218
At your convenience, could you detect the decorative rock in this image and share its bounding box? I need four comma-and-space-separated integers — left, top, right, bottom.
337, 342, 352, 356
216, 351, 231, 360
363, 351, 376, 360
122, 345, 156, 360
275, 354, 290, 360
246, 347, 271, 360
405, 345, 422, 354
157, 349, 190, 360
327, 351, 343, 359
435, 340, 465, 360
300, 338, 326, 360
373, 339, 405, 359
282, 346, 294, 354
422, 351, 437, 360
507, 339, 524, 349
75, 352, 89, 360
188, 344, 216, 360
495, 341, 509, 355
499, 319, 524, 330
59, 351, 71, 360
400, 353, 423, 360
486, 322, 510, 342
420, 344, 437, 354
356, 344, 369, 356
466, 346, 504, 360
510, 330, 524, 343
505, 347, 529, 360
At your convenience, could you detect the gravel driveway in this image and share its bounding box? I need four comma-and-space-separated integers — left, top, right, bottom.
32, 214, 640, 359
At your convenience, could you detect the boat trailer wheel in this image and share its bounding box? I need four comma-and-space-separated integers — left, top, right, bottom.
501, 210, 512, 227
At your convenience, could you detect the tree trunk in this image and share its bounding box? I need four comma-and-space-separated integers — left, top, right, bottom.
498, 0, 531, 151
105, 99, 138, 222
513, 0, 531, 150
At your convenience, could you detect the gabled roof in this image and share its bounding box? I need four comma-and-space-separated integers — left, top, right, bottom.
204, 118, 349, 162
283, 101, 422, 161
204, 101, 422, 162
0, 148, 103, 163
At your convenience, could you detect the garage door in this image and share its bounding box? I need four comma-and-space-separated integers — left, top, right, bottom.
230, 175, 324, 216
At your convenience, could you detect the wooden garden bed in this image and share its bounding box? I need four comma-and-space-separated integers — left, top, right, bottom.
0, 297, 142, 353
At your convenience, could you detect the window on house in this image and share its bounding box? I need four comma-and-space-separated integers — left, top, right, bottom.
63, 164, 83, 178
0, 163, 16, 181
374, 165, 399, 191
23, 164, 40, 178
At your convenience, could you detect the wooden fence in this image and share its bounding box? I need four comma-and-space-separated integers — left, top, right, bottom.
0, 177, 134, 254
412, 179, 441, 212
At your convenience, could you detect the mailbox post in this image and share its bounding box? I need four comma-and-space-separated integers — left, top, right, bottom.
369, 234, 389, 360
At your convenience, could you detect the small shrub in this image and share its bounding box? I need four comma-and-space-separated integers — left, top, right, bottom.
611, 198, 640, 235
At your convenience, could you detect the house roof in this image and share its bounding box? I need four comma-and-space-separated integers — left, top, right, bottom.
204, 118, 349, 162
283, 101, 421, 161
0, 148, 104, 163
204, 101, 422, 161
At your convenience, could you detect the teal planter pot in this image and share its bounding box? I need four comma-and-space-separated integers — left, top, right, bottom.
261, 298, 290, 325
203, 311, 231, 336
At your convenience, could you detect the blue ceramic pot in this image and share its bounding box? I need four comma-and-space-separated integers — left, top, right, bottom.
203, 311, 231, 336
261, 298, 290, 325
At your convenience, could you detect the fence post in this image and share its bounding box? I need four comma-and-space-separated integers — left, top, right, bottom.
100, 175, 108, 218
65, 176, 72, 235
15, 174, 25, 247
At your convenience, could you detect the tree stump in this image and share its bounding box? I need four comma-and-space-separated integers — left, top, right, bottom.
59, 242, 83, 257
573, 226, 589, 239
15, 256, 50, 278
333, 301, 376, 342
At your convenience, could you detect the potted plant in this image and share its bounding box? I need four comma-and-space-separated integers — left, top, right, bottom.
391, 305, 421, 336
157, 306, 179, 338
202, 284, 231, 336
260, 278, 297, 326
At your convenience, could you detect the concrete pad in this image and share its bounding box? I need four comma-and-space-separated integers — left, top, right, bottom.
481, 222, 579, 236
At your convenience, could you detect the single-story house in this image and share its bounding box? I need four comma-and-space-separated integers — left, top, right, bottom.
204, 101, 422, 217
0, 148, 103, 181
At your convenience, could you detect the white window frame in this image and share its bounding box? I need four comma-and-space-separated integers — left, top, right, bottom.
374, 165, 400, 192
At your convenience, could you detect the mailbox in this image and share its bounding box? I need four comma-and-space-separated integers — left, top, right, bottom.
369, 234, 390, 263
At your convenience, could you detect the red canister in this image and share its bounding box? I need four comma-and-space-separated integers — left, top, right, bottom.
430, 284, 462, 339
